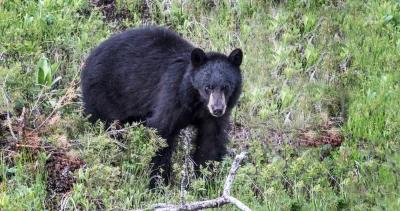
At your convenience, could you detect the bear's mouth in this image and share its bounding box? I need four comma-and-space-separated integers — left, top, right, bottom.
207, 91, 226, 117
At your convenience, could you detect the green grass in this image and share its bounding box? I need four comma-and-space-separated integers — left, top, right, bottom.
1, 0, 399, 210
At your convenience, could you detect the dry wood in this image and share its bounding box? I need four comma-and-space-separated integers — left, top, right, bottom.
34, 80, 78, 132
134, 150, 251, 211
1, 80, 17, 140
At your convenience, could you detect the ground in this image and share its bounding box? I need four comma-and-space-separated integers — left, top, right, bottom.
0, 0, 399, 210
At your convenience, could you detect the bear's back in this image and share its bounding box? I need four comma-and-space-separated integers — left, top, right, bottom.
82, 27, 194, 81
92, 27, 193, 61
130, 27, 194, 52
81, 27, 195, 123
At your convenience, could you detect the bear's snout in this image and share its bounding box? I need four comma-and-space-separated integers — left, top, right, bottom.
208, 91, 226, 117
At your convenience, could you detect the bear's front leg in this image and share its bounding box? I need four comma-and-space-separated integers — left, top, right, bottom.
193, 117, 229, 170
146, 102, 182, 189
149, 137, 175, 189
146, 115, 176, 189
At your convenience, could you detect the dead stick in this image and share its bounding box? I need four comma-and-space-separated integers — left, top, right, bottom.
15, 143, 53, 149
1, 80, 17, 141
223, 151, 247, 197
180, 130, 191, 205
34, 80, 77, 132
133, 151, 251, 211
6, 110, 17, 140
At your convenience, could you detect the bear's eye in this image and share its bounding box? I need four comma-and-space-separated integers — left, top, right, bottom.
222, 85, 229, 91
205, 85, 212, 93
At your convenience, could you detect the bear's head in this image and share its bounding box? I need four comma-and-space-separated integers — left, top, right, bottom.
190, 48, 243, 117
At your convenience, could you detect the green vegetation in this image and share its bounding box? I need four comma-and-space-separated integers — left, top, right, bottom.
1, 0, 399, 210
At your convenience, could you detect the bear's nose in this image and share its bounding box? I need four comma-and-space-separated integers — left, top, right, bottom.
212, 108, 224, 116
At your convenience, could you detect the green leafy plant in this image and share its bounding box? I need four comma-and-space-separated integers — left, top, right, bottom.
36, 55, 60, 86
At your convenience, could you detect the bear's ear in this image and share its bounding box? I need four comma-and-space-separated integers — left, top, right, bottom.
228, 48, 243, 67
191, 48, 206, 67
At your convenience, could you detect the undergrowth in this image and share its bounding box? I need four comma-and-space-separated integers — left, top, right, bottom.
1, 0, 399, 210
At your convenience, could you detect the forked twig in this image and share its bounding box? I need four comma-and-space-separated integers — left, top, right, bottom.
134, 151, 251, 211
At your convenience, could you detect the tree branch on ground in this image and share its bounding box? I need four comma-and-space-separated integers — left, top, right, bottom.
1, 76, 17, 141
179, 129, 192, 206
34, 79, 78, 132
134, 149, 251, 211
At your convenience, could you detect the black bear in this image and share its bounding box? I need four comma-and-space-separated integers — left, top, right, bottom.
81, 26, 243, 188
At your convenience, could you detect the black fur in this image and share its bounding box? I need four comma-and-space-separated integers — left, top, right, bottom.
81, 26, 243, 188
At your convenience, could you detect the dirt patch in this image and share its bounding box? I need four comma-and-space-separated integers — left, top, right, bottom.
1, 133, 85, 194
229, 119, 343, 149
1, 137, 84, 192
297, 128, 342, 147
297, 118, 344, 148
90, 0, 118, 19
45, 146, 85, 194
90, 0, 133, 23
261, 118, 344, 150
229, 122, 251, 141
1, 109, 85, 209
44, 144, 85, 210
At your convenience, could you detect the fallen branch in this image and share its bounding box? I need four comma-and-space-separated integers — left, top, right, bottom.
135, 151, 250, 211
15, 144, 44, 149
179, 130, 191, 206
5, 109, 17, 140
34, 79, 78, 132
17, 107, 27, 140
223, 151, 246, 196
1, 78, 17, 141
